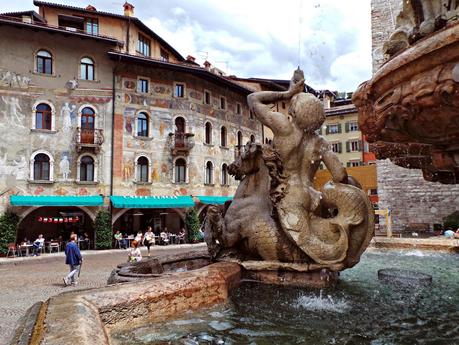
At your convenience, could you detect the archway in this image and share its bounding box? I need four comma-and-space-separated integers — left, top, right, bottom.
16, 206, 96, 248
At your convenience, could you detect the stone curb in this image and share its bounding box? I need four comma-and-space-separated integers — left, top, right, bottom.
0, 243, 207, 266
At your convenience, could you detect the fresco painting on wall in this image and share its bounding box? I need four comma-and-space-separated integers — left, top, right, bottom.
61, 102, 76, 132
0, 69, 32, 89
1, 96, 25, 127
59, 155, 70, 181
122, 159, 133, 181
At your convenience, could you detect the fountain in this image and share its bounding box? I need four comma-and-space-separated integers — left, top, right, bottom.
204, 68, 374, 288
353, 0, 459, 184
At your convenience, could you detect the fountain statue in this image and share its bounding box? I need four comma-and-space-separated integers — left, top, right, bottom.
204, 69, 374, 286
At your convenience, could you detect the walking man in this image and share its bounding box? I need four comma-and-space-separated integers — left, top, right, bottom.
63, 234, 82, 286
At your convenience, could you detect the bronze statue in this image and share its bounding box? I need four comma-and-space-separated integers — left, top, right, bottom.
204, 69, 374, 273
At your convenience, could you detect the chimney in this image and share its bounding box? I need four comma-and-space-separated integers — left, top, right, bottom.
203, 60, 211, 69
86, 5, 97, 11
123, 2, 135, 17
186, 55, 196, 63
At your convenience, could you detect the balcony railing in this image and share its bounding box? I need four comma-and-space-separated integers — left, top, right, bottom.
75, 128, 104, 153
170, 132, 195, 155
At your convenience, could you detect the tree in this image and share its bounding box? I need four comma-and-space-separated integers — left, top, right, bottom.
94, 209, 112, 249
185, 208, 200, 243
0, 211, 19, 255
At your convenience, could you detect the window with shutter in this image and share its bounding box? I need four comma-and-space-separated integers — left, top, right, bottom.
337, 123, 342, 133
338, 142, 342, 153
345, 122, 349, 133
346, 141, 350, 152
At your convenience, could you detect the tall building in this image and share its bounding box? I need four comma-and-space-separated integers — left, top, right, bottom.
0, 1, 261, 242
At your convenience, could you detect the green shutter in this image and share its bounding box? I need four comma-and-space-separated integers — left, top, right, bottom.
338, 123, 342, 133
346, 141, 350, 152
325, 125, 330, 135
346, 162, 351, 167
345, 122, 349, 133
357, 141, 362, 152
338, 142, 342, 153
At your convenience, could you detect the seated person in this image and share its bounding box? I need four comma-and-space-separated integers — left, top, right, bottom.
134, 231, 143, 244
21, 237, 30, 245
160, 230, 169, 245
444, 229, 455, 238
178, 228, 186, 244
127, 240, 142, 262
32, 234, 45, 256
114, 230, 127, 249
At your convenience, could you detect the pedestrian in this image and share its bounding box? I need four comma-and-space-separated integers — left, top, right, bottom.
63, 234, 82, 286
143, 226, 155, 257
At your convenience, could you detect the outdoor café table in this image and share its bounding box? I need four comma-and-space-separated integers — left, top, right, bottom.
19, 244, 33, 256
125, 236, 134, 247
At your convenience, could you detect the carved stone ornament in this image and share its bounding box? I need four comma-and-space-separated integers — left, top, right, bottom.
204, 70, 374, 274
353, 22, 459, 184
383, 0, 459, 57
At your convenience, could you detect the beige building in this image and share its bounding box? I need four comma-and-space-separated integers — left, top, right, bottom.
320, 96, 365, 168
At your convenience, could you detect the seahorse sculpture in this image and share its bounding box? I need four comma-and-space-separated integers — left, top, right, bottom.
204, 69, 374, 272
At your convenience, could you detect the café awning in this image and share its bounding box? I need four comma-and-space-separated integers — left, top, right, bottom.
110, 195, 195, 209
10, 195, 104, 206
197, 196, 233, 205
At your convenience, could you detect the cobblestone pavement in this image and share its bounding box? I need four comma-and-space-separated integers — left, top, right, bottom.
0, 243, 207, 345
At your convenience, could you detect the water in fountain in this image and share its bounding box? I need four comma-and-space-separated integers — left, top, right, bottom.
113, 249, 459, 344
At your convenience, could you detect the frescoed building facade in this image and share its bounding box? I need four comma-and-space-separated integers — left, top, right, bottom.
0, 1, 260, 242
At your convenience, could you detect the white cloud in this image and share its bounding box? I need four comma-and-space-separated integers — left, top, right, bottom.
3, 0, 372, 91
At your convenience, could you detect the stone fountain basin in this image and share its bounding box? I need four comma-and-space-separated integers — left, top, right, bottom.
11, 262, 241, 345
107, 250, 212, 284
353, 21, 459, 182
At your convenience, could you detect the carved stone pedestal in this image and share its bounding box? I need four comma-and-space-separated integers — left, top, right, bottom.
236, 260, 339, 289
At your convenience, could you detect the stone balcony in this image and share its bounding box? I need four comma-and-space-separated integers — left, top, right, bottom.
169, 132, 195, 156
75, 127, 104, 153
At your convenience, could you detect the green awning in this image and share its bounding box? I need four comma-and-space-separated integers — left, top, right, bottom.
10, 195, 104, 206
110, 195, 195, 208
197, 196, 233, 205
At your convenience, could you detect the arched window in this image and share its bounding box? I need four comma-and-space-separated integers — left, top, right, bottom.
221, 163, 228, 186
205, 122, 212, 144
250, 134, 255, 143
36, 50, 52, 74
175, 158, 186, 183
80, 156, 94, 182
137, 112, 149, 137
220, 126, 227, 147
136, 156, 149, 182
80, 107, 95, 144
175, 117, 185, 133
33, 153, 50, 180
205, 161, 213, 184
80, 57, 95, 80
237, 131, 243, 147
35, 103, 52, 130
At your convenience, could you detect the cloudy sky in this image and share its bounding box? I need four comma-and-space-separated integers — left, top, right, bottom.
4, 0, 372, 91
